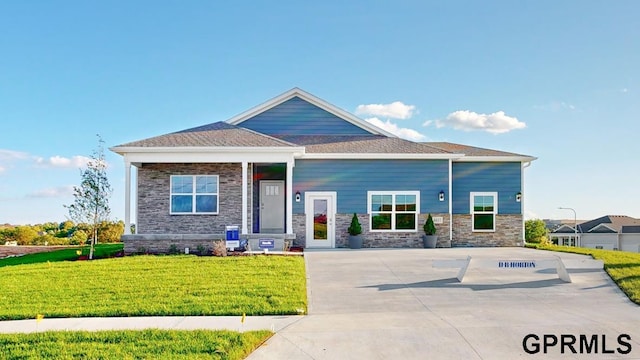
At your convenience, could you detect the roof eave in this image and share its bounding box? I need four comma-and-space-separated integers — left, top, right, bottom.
455, 156, 538, 162
299, 153, 465, 160
110, 146, 306, 155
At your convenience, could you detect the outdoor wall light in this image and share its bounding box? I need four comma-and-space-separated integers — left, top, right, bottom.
295, 191, 301, 202
515, 192, 522, 202
438, 190, 445, 202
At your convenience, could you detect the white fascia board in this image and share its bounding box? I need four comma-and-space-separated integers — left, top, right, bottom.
298, 153, 465, 160
588, 224, 617, 233
225, 88, 397, 138
455, 156, 538, 162
112, 146, 305, 165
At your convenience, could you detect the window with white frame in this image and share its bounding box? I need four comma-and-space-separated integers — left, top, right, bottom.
470, 192, 497, 232
368, 191, 420, 231
170, 175, 218, 214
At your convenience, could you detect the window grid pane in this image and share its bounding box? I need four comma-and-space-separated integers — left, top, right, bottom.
171, 175, 218, 214
172, 176, 193, 194
370, 192, 418, 231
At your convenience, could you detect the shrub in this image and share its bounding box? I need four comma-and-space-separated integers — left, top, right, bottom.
347, 213, 362, 236
423, 214, 437, 235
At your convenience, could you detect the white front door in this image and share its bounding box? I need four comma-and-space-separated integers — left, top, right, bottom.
305, 192, 336, 248
260, 180, 285, 233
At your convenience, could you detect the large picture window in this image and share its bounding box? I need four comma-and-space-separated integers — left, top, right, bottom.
471, 192, 497, 232
368, 191, 419, 231
170, 175, 218, 214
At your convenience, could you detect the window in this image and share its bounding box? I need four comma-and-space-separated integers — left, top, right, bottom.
170, 175, 218, 214
470, 192, 497, 232
368, 191, 419, 231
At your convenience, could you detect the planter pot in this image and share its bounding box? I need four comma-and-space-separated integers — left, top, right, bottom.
348, 235, 363, 249
423, 235, 438, 248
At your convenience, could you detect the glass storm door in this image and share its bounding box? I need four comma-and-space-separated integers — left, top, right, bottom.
305, 192, 336, 248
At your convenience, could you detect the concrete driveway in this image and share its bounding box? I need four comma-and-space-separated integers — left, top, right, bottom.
248, 248, 640, 359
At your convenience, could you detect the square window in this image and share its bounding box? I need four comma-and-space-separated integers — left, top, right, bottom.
368, 191, 419, 232
170, 175, 218, 214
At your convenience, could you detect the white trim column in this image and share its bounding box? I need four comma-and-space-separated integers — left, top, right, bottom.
286, 160, 294, 234
242, 161, 248, 235
124, 159, 132, 235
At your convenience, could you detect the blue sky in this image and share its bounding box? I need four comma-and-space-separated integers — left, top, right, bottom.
1, 1, 638, 225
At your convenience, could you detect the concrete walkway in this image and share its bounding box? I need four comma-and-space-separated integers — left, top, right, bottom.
2, 248, 639, 359
247, 248, 640, 359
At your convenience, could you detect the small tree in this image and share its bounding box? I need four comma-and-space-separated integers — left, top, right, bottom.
423, 214, 437, 235
66, 135, 113, 259
525, 219, 548, 244
347, 213, 362, 236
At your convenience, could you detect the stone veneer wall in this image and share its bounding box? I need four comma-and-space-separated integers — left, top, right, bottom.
292, 213, 451, 248
122, 235, 224, 255
451, 214, 523, 247
137, 163, 243, 234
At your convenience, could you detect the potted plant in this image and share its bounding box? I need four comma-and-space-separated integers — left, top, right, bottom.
348, 213, 363, 249
422, 214, 438, 248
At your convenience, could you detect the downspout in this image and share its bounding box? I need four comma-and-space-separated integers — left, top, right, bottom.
521, 161, 532, 245
449, 158, 453, 245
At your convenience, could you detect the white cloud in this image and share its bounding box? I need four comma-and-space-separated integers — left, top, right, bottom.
0, 165, 5, 174
356, 101, 416, 120
432, 110, 526, 134
35, 155, 92, 169
364, 117, 426, 141
0, 149, 30, 160
26, 185, 74, 198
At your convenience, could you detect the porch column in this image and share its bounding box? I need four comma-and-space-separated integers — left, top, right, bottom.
286, 160, 294, 234
124, 160, 132, 235
242, 161, 248, 235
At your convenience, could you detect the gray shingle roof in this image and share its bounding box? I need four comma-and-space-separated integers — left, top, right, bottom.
276, 135, 452, 154
426, 142, 528, 157
114, 122, 296, 148
578, 215, 640, 233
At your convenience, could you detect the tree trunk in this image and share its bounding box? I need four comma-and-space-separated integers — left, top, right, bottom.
89, 226, 96, 260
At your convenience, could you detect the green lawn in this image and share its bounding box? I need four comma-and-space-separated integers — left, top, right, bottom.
0, 255, 307, 320
0, 329, 271, 360
531, 244, 640, 304
0, 243, 124, 268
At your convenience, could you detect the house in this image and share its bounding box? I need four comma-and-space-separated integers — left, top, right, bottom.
549, 215, 640, 252
110, 88, 536, 254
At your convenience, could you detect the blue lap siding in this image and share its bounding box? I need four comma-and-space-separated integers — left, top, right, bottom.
451, 162, 522, 215
292, 159, 449, 214
240, 97, 371, 136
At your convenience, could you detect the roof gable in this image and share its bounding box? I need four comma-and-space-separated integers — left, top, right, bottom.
226, 88, 394, 137
551, 224, 577, 234
588, 224, 617, 233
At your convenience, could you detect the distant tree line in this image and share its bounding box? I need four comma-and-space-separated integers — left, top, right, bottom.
0, 220, 125, 246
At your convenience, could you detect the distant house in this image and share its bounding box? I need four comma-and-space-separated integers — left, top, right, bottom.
110, 88, 536, 254
549, 215, 640, 252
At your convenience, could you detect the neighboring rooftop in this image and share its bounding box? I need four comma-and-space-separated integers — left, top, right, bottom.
578, 215, 640, 233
